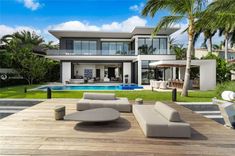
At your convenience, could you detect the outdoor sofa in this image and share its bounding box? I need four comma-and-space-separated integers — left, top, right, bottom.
133, 102, 191, 138
77, 92, 131, 112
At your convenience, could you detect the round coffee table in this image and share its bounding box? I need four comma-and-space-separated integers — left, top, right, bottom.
64, 108, 120, 122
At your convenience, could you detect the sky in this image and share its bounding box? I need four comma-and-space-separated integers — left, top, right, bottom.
0, 0, 223, 47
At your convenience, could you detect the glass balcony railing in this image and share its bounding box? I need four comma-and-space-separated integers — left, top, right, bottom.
46, 50, 136, 56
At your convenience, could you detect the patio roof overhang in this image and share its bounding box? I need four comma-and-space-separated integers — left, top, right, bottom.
49, 27, 179, 39
149, 59, 214, 68
149, 59, 217, 91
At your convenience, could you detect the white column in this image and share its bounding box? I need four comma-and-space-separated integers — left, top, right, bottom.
123, 62, 132, 84
62, 62, 71, 84
165, 68, 172, 80
135, 37, 138, 55
138, 60, 142, 85
173, 67, 176, 79
179, 67, 185, 80
199, 61, 216, 90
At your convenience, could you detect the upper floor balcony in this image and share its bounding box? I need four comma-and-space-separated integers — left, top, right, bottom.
46, 50, 136, 56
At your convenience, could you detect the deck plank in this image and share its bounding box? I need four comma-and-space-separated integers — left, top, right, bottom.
0, 99, 235, 156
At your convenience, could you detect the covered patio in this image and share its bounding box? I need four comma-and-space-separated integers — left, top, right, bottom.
150, 59, 216, 91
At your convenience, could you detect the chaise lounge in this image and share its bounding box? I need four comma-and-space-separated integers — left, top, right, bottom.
77, 92, 132, 112
133, 102, 191, 138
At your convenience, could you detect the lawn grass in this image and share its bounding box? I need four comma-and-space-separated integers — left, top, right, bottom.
0, 85, 216, 102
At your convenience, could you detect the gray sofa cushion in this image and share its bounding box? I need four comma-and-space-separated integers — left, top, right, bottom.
83, 92, 116, 100
154, 102, 181, 122
133, 104, 191, 138
77, 98, 131, 112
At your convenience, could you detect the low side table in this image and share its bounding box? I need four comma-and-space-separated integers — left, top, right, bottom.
54, 105, 65, 120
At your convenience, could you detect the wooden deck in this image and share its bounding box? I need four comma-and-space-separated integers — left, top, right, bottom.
0, 99, 235, 156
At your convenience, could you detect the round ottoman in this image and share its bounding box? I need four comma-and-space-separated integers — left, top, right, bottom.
135, 98, 143, 105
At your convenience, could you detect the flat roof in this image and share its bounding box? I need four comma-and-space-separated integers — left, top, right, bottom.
49, 27, 179, 39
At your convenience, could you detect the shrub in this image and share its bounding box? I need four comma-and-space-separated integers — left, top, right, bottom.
215, 81, 235, 98
202, 53, 232, 83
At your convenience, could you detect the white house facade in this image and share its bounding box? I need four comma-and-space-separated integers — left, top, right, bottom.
46, 27, 216, 90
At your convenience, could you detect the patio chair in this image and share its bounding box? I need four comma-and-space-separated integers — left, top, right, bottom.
212, 98, 235, 128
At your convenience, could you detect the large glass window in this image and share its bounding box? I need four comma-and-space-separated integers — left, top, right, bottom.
73, 40, 97, 55
153, 38, 160, 54
145, 38, 153, 54
141, 60, 161, 84
160, 38, 167, 54
101, 42, 130, 55
138, 37, 168, 55
138, 39, 147, 54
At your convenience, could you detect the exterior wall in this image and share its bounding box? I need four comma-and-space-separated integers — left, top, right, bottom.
199, 61, 216, 91
62, 62, 71, 84
123, 62, 132, 83
55, 33, 177, 85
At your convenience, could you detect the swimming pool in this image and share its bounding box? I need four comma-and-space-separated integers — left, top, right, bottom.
38, 84, 143, 91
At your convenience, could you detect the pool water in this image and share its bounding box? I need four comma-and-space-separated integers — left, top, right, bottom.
38, 84, 143, 91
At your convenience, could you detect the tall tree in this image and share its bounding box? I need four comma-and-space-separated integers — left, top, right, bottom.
201, 0, 235, 61
0, 31, 49, 84
142, 0, 207, 96
1, 30, 44, 47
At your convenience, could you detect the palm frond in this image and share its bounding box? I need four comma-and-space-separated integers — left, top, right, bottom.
152, 15, 184, 35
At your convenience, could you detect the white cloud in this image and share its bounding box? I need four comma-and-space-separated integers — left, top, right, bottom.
46, 21, 100, 31
0, 16, 147, 44
17, 0, 41, 11
47, 16, 147, 32
129, 3, 144, 12
0, 25, 41, 38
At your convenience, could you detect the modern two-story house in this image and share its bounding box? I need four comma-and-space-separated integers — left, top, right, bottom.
46, 27, 179, 85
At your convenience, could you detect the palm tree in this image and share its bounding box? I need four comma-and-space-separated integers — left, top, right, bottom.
201, 0, 235, 61
1, 30, 44, 47
142, 0, 207, 96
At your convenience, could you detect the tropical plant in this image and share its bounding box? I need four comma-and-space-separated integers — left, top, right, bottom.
171, 44, 187, 60
202, 53, 234, 83
15, 48, 48, 84
142, 0, 207, 96
138, 45, 156, 55
1, 30, 59, 85
216, 81, 235, 98
1, 30, 44, 47
199, 0, 235, 61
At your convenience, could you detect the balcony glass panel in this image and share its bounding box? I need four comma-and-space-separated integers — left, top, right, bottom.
90, 41, 97, 55
123, 43, 129, 55
82, 41, 89, 55
109, 42, 116, 55
116, 42, 123, 55
102, 42, 109, 55
74, 41, 82, 54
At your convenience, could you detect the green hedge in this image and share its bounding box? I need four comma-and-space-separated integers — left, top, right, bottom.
216, 81, 235, 97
